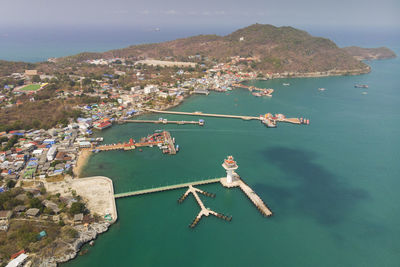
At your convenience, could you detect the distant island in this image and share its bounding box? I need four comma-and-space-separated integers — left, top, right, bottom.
342, 46, 397, 61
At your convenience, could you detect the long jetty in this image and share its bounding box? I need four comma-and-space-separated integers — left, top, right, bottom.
114, 178, 222, 198
120, 119, 203, 125
145, 108, 259, 121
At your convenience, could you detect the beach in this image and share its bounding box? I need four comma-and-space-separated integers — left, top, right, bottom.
74, 149, 92, 177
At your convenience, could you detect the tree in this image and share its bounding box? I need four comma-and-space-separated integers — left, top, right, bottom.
69, 202, 85, 215
6, 179, 16, 189
29, 197, 43, 209
32, 75, 41, 83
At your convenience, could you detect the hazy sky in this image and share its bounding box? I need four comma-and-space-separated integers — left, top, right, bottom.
1, 0, 399, 29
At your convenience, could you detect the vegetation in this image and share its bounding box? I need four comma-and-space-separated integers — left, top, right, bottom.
58, 23, 369, 73
69, 202, 85, 215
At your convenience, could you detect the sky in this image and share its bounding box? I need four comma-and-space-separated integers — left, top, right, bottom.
1, 0, 399, 30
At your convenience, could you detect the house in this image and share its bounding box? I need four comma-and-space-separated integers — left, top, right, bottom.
6, 253, 28, 267
74, 213, 84, 224
14, 205, 27, 213
25, 69, 38, 76
0, 210, 12, 231
42, 200, 61, 214
0, 210, 12, 221
25, 208, 40, 217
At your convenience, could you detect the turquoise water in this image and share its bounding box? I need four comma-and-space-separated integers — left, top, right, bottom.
64, 55, 400, 266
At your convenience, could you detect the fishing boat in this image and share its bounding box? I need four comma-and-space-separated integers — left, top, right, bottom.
283, 83, 290, 86
318, 88, 326, 91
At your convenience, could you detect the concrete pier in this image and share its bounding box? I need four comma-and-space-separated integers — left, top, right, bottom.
221, 176, 272, 217
179, 185, 232, 228
120, 119, 203, 125
114, 178, 221, 198
145, 108, 259, 121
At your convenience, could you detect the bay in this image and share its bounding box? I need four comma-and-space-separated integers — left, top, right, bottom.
64, 53, 400, 266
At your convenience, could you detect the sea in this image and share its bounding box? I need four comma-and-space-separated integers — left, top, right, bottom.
2, 26, 399, 266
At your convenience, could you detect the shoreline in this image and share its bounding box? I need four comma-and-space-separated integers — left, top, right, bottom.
73, 149, 92, 178
41, 176, 117, 266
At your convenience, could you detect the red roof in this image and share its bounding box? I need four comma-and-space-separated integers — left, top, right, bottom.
11, 250, 25, 260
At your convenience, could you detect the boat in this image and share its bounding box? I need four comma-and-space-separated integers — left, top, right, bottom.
362, 92, 368, 95
354, 84, 368, 88
175, 145, 179, 152
318, 88, 326, 91
283, 83, 290, 86
199, 119, 205, 126
155, 129, 162, 133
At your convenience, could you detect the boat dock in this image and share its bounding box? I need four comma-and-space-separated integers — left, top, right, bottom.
96, 131, 178, 155
120, 119, 204, 126
178, 185, 231, 228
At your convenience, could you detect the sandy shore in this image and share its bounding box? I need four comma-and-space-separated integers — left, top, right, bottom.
74, 149, 92, 177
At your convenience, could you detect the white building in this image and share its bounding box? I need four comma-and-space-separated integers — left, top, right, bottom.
47, 146, 57, 161
144, 85, 159, 95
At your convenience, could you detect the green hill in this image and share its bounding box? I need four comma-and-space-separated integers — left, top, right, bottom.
59, 24, 370, 74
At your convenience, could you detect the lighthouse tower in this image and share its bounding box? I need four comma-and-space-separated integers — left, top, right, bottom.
222, 156, 238, 184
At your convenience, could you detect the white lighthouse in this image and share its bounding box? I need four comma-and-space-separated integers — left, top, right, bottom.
222, 156, 238, 184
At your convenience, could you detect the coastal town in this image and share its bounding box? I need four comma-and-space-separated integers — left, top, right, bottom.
0, 27, 389, 266
0, 54, 294, 266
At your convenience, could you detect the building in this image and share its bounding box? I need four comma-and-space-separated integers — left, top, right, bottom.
24, 70, 38, 76
25, 208, 40, 217
222, 156, 239, 184
144, 85, 159, 95
47, 146, 57, 161
6, 253, 28, 267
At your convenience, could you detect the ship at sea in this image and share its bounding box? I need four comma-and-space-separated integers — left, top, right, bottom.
354, 84, 369, 88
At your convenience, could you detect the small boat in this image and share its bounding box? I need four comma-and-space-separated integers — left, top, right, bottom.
175, 145, 179, 152
139, 149, 143, 152
355, 84, 368, 88
318, 88, 326, 91
283, 83, 290, 86
362, 92, 368, 95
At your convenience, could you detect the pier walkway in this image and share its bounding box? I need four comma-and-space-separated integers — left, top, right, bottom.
114, 178, 222, 199
120, 119, 203, 125
221, 176, 272, 217
145, 108, 259, 121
